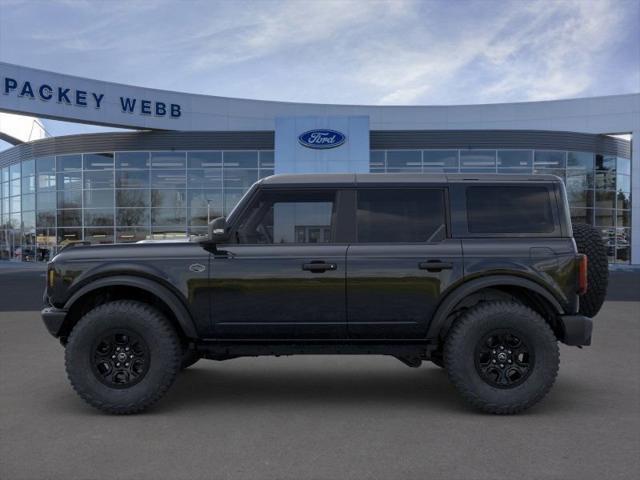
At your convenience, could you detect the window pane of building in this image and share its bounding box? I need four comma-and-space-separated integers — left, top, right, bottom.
567, 151, 594, 169
223, 169, 258, 189
150, 152, 186, 169
57, 209, 82, 227
386, 150, 421, 170
497, 150, 532, 172
187, 168, 222, 188
151, 189, 186, 208
151, 208, 187, 227
224, 151, 258, 168
117, 189, 150, 208
22, 193, 35, 211
187, 151, 222, 169
84, 190, 114, 209
57, 190, 82, 209
57, 228, 82, 245
116, 170, 149, 188
21, 175, 36, 194
57, 171, 82, 190
84, 209, 115, 226
57, 154, 82, 171
370, 151, 385, 170
22, 159, 35, 177
83, 153, 114, 170
84, 170, 114, 189
117, 208, 149, 226
36, 157, 55, 174
151, 170, 186, 189
116, 152, 149, 169
534, 151, 566, 169
616, 157, 630, 176
460, 150, 496, 171
259, 151, 274, 169
85, 228, 114, 244
423, 150, 458, 172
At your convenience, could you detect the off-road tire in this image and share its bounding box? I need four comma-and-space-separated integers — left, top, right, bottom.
444, 301, 559, 414
572, 223, 608, 317
65, 300, 181, 414
181, 348, 200, 369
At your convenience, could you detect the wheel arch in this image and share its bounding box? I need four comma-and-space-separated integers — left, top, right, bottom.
59, 275, 198, 342
427, 275, 565, 342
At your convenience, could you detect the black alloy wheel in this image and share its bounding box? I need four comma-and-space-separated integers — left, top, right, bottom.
474, 330, 533, 388
92, 330, 150, 388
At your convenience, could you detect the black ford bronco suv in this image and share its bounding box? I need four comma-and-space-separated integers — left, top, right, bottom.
41, 173, 608, 415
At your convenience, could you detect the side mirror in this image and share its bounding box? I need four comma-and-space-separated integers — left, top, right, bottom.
207, 216, 230, 244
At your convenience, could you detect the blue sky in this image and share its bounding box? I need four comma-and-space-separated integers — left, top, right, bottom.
0, 0, 638, 141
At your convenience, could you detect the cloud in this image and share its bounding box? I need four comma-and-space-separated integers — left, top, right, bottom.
0, 0, 637, 106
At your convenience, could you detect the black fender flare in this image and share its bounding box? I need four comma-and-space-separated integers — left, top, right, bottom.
63, 275, 198, 338
426, 275, 565, 340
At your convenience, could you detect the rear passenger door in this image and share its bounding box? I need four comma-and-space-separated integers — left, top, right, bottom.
346, 188, 463, 339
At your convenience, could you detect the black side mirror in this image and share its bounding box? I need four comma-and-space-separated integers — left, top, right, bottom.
207, 216, 230, 244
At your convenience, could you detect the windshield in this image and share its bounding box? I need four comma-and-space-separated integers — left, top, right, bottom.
226, 183, 258, 224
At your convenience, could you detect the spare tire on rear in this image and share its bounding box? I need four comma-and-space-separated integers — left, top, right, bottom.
572, 223, 608, 317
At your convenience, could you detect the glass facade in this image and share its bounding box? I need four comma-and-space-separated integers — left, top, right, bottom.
0, 147, 631, 264
1, 150, 274, 261
370, 149, 632, 264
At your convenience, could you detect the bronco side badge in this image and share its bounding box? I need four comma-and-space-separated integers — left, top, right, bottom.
189, 263, 206, 273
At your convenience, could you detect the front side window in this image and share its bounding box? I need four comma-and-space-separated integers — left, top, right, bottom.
466, 186, 555, 234
236, 191, 336, 244
356, 189, 446, 243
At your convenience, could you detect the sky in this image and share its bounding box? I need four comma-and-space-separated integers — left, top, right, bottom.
0, 0, 639, 143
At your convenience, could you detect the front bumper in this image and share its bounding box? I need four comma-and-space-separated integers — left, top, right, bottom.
559, 314, 593, 346
41, 306, 68, 338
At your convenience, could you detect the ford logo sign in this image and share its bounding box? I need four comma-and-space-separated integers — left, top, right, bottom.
298, 129, 346, 149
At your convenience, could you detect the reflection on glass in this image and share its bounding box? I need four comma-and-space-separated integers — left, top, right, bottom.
83, 153, 114, 170
116, 152, 149, 169
58, 155, 82, 171
84, 209, 115, 226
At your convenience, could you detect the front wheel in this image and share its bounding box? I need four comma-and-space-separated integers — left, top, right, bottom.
444, 301, 559, 414
65, 300, 182, 414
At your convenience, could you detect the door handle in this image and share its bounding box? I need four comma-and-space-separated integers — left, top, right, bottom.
302, 262, 337, 273
418, 261, 453, 272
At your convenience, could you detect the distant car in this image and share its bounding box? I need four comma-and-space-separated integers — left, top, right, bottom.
42, 173, 608, 415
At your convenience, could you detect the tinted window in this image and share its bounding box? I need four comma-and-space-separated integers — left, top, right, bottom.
237, 191, 335, 244
466, 186, 555, 234
357, 189, 445, 243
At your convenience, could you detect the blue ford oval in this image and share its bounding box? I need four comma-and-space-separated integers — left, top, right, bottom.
298, 129, 346, 149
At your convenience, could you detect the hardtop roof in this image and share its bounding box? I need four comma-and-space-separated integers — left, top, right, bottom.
259, 172, 563, 187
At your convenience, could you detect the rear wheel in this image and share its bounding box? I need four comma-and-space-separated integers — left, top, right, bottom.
65, 300, 181, 414
572, 223, 608, 317
444, 301, 559, 414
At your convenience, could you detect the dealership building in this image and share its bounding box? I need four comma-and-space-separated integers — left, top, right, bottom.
0, 62, 638, 264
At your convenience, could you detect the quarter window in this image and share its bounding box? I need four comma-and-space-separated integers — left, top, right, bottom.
466, 186, 555, 234
237, 191, 336, 244
356, 189, 446, 243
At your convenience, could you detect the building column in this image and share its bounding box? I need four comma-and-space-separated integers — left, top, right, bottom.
631, 129, 639, 265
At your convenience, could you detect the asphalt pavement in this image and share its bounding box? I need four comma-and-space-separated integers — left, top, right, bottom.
0, 265, 639, 480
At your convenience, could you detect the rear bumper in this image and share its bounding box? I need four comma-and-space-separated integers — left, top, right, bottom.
559, 315, 593, 346
41, 306, 68, 338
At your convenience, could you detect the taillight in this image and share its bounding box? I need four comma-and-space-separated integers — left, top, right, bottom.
578, 254, 588, 295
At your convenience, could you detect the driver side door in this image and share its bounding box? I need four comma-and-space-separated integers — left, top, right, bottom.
209, 188, 348, 339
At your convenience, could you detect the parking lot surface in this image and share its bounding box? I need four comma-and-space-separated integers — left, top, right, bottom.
0, 269, 639, 480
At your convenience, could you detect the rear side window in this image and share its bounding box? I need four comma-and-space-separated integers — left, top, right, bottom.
357, 189, 446, 243
466, 186, 555, 234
